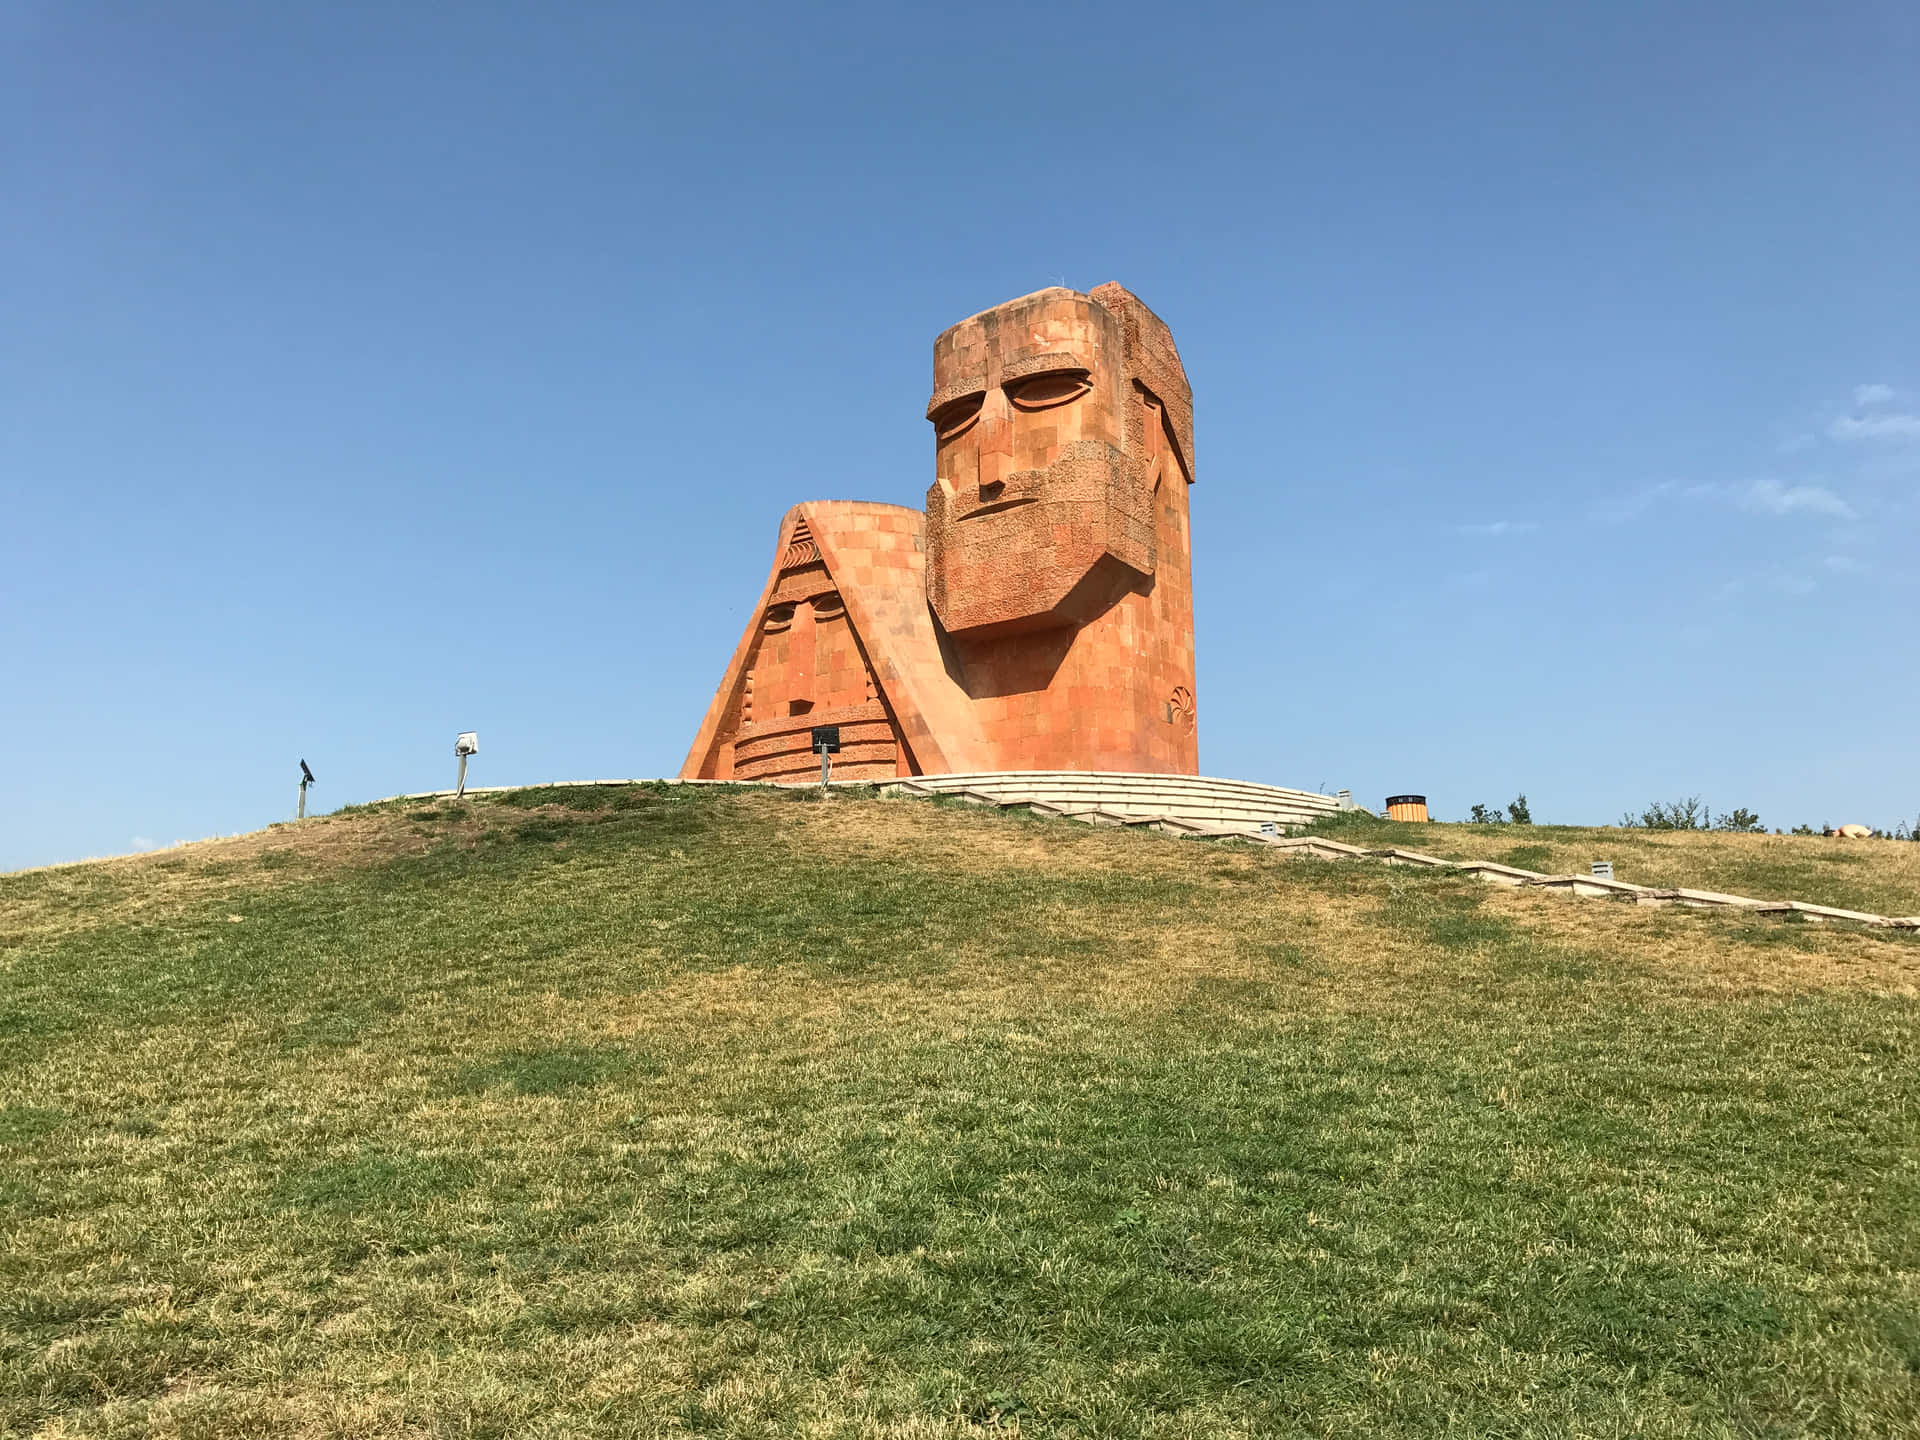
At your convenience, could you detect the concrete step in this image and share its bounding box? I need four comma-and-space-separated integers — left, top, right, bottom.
1454, 861, 1551, 886
879, 771, 1343, 831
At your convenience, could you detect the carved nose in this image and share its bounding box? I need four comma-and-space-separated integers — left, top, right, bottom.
976, 387, 1012, 492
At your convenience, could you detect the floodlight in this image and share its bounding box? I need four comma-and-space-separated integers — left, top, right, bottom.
453, 731, 479, 798
296, 758, 317, 820
301, 759, 316, 785
811, 725, 841, 788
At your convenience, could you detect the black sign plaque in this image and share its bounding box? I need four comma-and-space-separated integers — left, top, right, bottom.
810, 725, 842, 754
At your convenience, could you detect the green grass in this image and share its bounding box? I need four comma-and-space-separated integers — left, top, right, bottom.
2, 785, 1917, 1437
1307, 809, 1920, 918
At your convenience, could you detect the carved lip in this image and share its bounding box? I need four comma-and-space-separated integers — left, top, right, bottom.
956, 496, 1039, 521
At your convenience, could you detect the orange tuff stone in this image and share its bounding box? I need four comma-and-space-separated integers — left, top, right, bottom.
682, 284, 1199, 780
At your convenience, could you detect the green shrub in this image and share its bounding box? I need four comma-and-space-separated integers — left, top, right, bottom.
1623, 797, 1707, 831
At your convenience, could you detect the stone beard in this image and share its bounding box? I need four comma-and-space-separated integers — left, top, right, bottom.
682, 283, 1199, 782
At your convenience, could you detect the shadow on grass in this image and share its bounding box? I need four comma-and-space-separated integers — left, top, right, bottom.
452, 1044, 645, 1096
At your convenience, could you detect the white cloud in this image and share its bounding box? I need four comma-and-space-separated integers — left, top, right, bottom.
1737, 479, 1856, 519
1597, 479, 1857, 523
1853, 383, 1896, 408
130, 835, 155, 851
1823, 554, 1868, 574
1593, 481, 1677, 523
1455, 520, 1538, 536
1829, 412, 1920, 442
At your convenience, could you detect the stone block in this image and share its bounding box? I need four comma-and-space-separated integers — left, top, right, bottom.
1455, 861, 1548, 886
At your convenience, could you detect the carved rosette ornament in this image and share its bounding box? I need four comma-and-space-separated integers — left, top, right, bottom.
1167, 686, 1196, 734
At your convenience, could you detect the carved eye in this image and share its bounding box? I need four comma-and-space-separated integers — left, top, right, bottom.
763, 604, 795, 631
1007, 370, 1092, 411
930, 392, 984, 442
810, 591, 845, 618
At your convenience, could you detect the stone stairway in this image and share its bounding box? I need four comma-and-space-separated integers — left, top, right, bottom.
878, 774, 1920, 932
874, 770, 1343, 833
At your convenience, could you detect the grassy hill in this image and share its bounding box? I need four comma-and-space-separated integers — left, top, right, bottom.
2, 785, 1917, 1438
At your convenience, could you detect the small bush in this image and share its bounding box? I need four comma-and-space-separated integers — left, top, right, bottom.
1716, 808, 1764, 833
1466, 795, 1530, 825
1622, 797, 1707, 831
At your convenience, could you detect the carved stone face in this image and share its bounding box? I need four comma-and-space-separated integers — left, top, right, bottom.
923, 289, 1155, 637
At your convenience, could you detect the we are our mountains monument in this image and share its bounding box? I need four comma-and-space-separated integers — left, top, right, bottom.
682, 283, 1205, 785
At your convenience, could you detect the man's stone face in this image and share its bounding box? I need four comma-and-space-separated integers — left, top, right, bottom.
924, 290, 1151, 636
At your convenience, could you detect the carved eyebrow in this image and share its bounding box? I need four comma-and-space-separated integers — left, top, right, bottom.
1006, 370, 1092, 415
999, 351, 1096, 383
926, 378, 987, 421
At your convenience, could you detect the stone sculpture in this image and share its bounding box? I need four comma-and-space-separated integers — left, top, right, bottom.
682, 284, 1197, 782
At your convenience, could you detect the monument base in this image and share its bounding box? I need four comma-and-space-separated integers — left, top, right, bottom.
877, 771, 1341, 833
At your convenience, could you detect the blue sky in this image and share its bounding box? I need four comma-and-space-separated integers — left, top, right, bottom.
4, 1, 1916, 870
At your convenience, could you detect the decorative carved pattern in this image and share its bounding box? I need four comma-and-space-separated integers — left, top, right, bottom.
781, 518, 818, 571
733, 701, 897, 781
1167, 686, 1196, 733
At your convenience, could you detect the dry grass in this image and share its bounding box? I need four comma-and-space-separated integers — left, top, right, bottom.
2, 784, 1916, 1437
1309, 810, 1920, 919
0, 810, 431, 953
789, 794, 1920, 1001
0, 799, 630, 953
1473, 883, 1920, 996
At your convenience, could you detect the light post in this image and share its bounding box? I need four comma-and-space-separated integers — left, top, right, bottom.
811, 725, 841, 790
454, 732, 479, 798
297, 759, 315, 820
